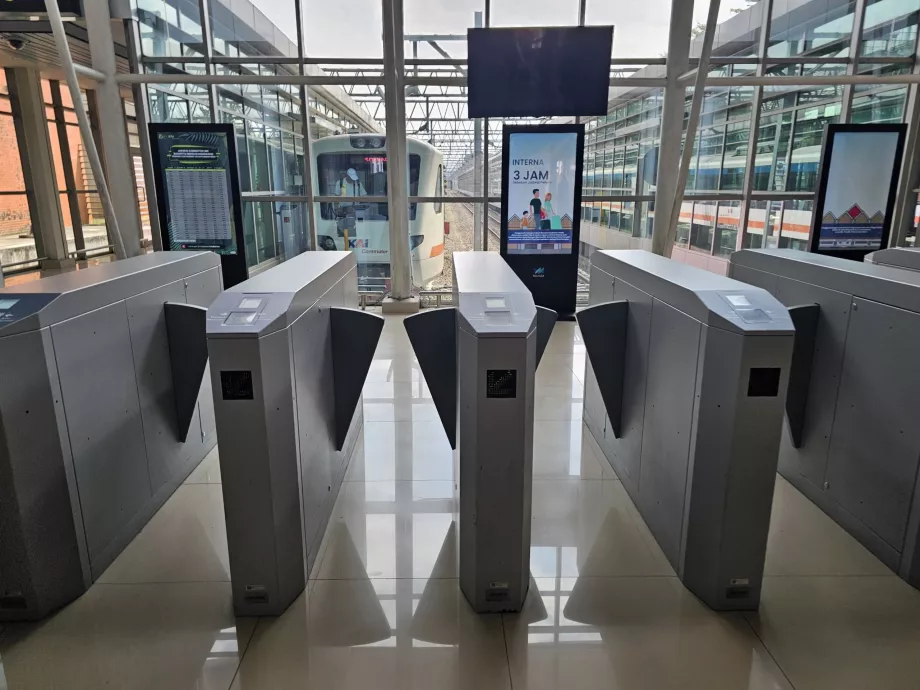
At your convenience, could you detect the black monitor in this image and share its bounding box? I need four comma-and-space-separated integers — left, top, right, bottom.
467, 26, 613, 118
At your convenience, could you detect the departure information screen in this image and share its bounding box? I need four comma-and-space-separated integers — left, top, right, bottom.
153, 128, 240, 256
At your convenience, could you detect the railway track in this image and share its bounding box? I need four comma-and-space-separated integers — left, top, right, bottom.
447, 189, 502, 247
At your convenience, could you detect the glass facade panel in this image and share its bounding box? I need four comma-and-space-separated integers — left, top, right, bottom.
851, 87, 909, 123
768, 0, 856, 57
862, 0, 920, 57
117, 0, 920, 290
690, 202, 717, 253
714, 201, 742, 256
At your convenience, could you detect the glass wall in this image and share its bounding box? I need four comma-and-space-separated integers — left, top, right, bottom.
127, 0, 920, 288
0, 71, 36, 272
578, 0, 917, 270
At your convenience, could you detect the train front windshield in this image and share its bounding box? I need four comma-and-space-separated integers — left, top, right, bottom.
318, 153, 421, 221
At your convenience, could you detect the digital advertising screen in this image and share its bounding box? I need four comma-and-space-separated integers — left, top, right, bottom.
812, 124, 906, 255
505, 131, 579, 256
151, 126, 241, 256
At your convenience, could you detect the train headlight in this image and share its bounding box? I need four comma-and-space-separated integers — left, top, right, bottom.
409, 234, 425, 250
355, 138, 366, 148
370, 137, 383, 148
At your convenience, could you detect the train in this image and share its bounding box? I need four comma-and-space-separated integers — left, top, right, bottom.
312, 134, 446, 288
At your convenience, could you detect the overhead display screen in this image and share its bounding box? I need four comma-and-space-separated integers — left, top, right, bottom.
151, 126, 241, 256
467, 27, 613, 118
505, 131, 578, 256
811, 124, 906, 256
0, 1, 82, 15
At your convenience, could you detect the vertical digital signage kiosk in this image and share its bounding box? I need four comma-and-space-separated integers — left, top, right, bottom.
500, 124, 584, 320
150, 123, 248, 287
809, 123, 906, 262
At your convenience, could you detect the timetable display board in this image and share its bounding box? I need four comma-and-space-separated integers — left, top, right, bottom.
150, 124, 247, 286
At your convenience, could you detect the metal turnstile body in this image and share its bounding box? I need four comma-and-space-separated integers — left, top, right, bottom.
581, 250, 794, 610
731, 248, 920, 588
207, 251, 382, 616
404, 252, 556, 613
0, 252, 222, 620
866, 246, 920, 272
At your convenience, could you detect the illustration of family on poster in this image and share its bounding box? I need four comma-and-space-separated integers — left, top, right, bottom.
505, 131, 578, 255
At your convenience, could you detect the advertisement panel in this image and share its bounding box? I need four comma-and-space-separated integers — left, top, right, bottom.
505, 131, 578, 256
811, 124, 906, 259
149, 124, 247, 286
501, 124, 584, 319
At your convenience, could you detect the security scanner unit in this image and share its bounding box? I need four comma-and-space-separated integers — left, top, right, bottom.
403, 252, 557, 613
207, 251, 383, 616
866, 246, 920, 272
0, 252, 221, 620
730, 249, 920, 589
579, 250, 795, 611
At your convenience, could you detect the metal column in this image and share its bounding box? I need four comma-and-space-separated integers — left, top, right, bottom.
49, 80, 86, 259
473, 11, 483, 252
295, 0, 319, 252
648, 0, 694, 256
382, 0, 413, 301
82, 0, 142, 257
6, 67, 72, 269
656, 0, 721, 257
122, 15, 164, 251
736, 0, 774, 248
888, 17, 920, 247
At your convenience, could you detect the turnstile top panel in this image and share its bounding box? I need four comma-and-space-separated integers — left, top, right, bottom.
207, 251, 355, 339
595, 250, 794, 334
733, 249, 920, 314
0, 251, 221, 337
865, 247, 920, 273
452, 251, 536, 337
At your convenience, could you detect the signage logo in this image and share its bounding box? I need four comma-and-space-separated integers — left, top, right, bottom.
533, 267, 545, 278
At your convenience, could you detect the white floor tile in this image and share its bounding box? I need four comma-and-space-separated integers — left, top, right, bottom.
364, 401, 442, 422
0, 582, 254, 690
535, 396, 583, 421
746, 575, 920, 690
764, 476, 893, 576
185, 446, 222, 485
532, 421, 604, 479
229, 579, 510, 690
345, 421, 455, 482
316, 480, 457, 580
97, 484, 230, 584
504, 576, 793, 690
530, 479, 674, 578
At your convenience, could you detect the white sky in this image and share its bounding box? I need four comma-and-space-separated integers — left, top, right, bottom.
248, 0, 737, 60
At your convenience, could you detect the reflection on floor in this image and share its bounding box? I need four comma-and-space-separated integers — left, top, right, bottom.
2, 315, 920, 690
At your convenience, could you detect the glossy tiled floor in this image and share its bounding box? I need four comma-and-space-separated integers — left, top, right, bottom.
3, 315, 920, 690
